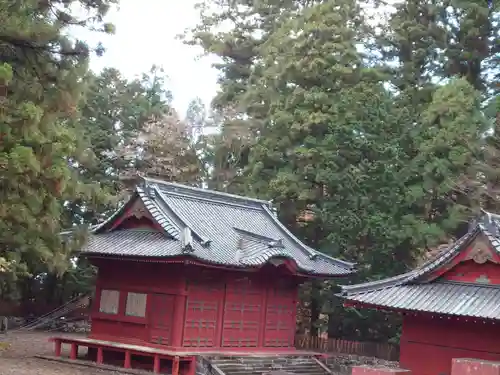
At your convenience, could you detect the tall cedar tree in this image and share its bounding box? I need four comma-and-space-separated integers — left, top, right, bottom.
63, 66, 173, 226
185, 0, 320, 192
480, 96, 500, 210
242, 0, 413, 337
378, 0, 499, 226
37, 67, 174, 306
0, 0, 115, 300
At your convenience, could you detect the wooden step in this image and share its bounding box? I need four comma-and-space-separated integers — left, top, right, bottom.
207, 355, 330, 375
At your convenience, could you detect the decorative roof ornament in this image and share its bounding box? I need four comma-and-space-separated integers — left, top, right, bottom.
268, 199, 277, 215
234, 249, 243, 263
480, 209, 500, 237
237, 238, 244, 249
465, 238, 498, 264
268, 239, 284, 248
181, 227, 194, 253
145, 183, 156, 198
200, 239, 211, 247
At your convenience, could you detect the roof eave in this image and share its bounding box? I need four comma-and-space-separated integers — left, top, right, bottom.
81, 251, 355, 278
261, 205, 357, 272
316, 252, 357, 270
340, 276, 412, 296
92, 191, 142, 234
340, 225, 483, 296
299, 272, 354, 279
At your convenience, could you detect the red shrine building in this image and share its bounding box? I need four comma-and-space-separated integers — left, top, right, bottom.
341, 211, 500, 375
52, 177, 354, 374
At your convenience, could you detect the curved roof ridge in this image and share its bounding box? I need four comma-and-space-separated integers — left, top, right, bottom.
153, 186, 211, 246
136, 187, 181, 240
261, 204, 318, 259
260, 205, 355, 271
143, 177, 272, 209
341, 226, 479, 295
92, 200, 130, 234
304, 245, 356, 269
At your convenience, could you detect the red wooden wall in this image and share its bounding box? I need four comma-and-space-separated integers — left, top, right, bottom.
441, 260, 500, 284
90, 260, 185, 344
400, 314, 500, 375
90, 258, 299, 351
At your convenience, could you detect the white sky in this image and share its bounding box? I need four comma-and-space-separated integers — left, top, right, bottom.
81, 0, 220, 116
77, 1, 394, 116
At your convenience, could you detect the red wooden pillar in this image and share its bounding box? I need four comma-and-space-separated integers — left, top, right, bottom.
70, 343, 78, 360
54, 340, 62, 357
153, 354, 161, 374
215, 285, 226, 347
171, 295, 186, 347
89, 286, 103, 339
290, 283, 299, 347
124, 350, 131, 368
96, 347, 104, 364
188, 356, 196, 375
172, 356, 180, 375
258, 287, 269, 347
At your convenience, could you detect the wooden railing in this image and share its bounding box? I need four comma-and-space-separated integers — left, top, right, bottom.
295, 335, 400, 361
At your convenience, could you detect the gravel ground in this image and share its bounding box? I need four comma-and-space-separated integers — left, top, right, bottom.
0, 331, 123, 375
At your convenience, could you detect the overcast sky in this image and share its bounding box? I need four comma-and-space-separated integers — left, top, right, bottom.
78, 1, 393, 116
80, 0, 220, 116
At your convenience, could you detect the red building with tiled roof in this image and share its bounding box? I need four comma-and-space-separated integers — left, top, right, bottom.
52, 177, 354, 374
341, 211, 500, 375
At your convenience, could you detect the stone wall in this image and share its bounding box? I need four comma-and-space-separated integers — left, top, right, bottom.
195, 357, 219, 375
325, 354, 399, 375
56, 320, 90, 333
350, 357, 500, 375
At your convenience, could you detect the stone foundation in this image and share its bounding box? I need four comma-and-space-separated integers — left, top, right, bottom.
326, 354, 399, 375
452, 358, 500, 375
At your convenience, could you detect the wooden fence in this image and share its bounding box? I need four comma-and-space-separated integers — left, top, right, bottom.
295, 335, 400, 361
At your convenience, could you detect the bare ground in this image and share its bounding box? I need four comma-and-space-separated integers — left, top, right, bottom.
0, 331, 123, 375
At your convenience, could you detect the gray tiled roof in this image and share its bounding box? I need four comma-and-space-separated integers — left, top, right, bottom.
344, 281, 500, 319
340, 210, 500, 318
81, 178, 355, 277
85, 229, 181, 257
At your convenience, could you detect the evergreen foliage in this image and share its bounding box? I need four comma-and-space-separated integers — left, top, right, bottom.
0, 0, 115, 299
1, 0, 499, 345
186, 0, 499, 341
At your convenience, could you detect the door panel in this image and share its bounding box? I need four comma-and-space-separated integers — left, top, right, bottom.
182, 279, 222, 347
222, 277, 262, 348
264, 286, 296, 347
149, 294, 175, 346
